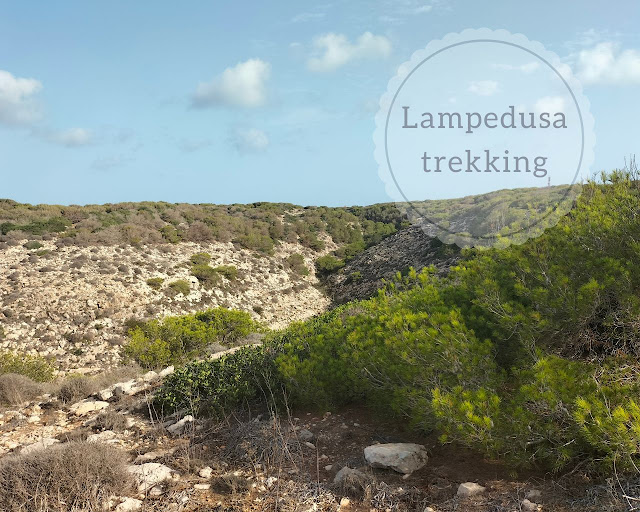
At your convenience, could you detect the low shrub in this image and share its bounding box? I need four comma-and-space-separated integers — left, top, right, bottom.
154, 343, 283, 416
167, 279, 190, 296
315, 254, 344, 275
23, 241, 43, 250
190, 252, 211, 265
0, 374, 45, 405
214, 264, 238, 281
146, 277, 164, 290
0, 441, 131, 511
95, 410, 128, 432
124, 308, 260, 369
287, 253, 309, 276
0, 351, 55, 383
191, 264, 221, 288
57, 375, 97, 404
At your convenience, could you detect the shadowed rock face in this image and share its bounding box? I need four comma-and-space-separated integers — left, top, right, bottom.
324, 225, 460, 305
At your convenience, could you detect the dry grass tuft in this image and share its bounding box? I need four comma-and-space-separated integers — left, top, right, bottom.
0, 441, 132, 511
0, 374, 45, 406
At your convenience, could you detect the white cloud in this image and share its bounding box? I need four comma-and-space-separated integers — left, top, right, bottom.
468, 80, 499, 96
0, 70, 43, 126
574, 42, 640, 85
46, 127, 93, 147
535, 96, 566, 114
192, 59, 271, 108
307, 32, 392, 72
415, 5, 433, 13
493, 62, 540, 74
231, 128, 269, 153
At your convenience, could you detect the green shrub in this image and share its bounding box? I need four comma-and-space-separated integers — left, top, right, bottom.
0, 351, 55, 382
190, 252, 211, 266
214, 264, 238, 280
160, 225, 181, 243
146, 277, 164, 290
167, 279, 190, 296
287, 253, 309, 276
191, 264, 221, 288
124, 308, 260, 369
154, 344, 283, 416
23, 241, 43, 250
315, 255, 344, 275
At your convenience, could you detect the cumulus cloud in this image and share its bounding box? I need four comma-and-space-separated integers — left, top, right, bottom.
468, 80, 499, 96
574, 42, 640, 85
307, 32, 392, 72
0, 69, 43, 126
192, 59, 271, 108
231, 128, 269, 153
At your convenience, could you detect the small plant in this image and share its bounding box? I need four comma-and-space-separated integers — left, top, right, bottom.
0, 351, 55, 382
190, 252, 212, 266
191, 264, 221, 288
146, 277, 164, 290
168, 279, 190, 296
287, 253, 309, 276
315, 254, 344, 275
214, 264, 238, 281
23, 240, 43, 250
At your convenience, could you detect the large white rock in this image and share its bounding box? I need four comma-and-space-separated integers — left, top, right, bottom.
128, 462, 177, 491
457, 482, 486, 497
69, 399, 110, 416
363, 443, 428, 474
115, 497, 143, 512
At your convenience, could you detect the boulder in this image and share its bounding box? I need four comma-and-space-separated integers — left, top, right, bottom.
333, 466, 366, 485
363, 443, 428, 474
69, 399, 110, 416
128, 462, 177, 492
457, 482, 486, 497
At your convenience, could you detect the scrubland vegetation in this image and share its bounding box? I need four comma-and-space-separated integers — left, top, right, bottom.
154, 169, 640, 476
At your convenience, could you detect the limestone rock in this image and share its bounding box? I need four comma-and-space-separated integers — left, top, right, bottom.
457, 482, 486, 497
128, 462, 177, 492
363, 443, 428, 474
69, 399, 110, 416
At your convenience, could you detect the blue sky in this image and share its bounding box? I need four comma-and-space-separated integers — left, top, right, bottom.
0, 0, 639, 206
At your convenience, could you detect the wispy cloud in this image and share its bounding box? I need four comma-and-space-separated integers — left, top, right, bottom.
0, 69, 43, 126
307, 32, 391, 72
573, 42, 640, 85
230, 128, 269, 153
192, 59, 271, 108
468, 80, 500, 96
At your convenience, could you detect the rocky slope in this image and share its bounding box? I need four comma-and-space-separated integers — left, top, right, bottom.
325, 226, 460, 305
0, 239, 331, 374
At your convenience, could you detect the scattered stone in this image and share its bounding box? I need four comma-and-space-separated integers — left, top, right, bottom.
522, 499, 539, 511
339, 497, 351, 508
69, 399, 110, 416
194, 483, 211, 490
324, 464, 333, 471
457, 482, 486, 498
159, 366, 175, 378
115, 497, 143, 512
142, 370, 158, 382
87, 430, 118, 443
364, 443, 428, 474
166, 415, 194, 436
199, 466, 213, 478
297, 428, 314, 442
128, 463, 177, 492
526, 489, 542, 500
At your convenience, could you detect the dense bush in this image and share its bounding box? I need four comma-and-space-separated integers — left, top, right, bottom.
146, 277, 164, 290
23, 241, 43, 250
190, 252, 211, 265
154, 170, 640, 475
315, 255, 344, 275
124, 308, 260, 368
154, 343, 283, 416
191, 264, 221, 288
0, 351, 55, 382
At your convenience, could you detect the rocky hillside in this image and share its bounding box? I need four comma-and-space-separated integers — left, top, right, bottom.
325, 226, 460, 304
0, 239, 330, 374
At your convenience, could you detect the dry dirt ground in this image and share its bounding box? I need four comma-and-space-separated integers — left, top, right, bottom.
0, 365, 633, 512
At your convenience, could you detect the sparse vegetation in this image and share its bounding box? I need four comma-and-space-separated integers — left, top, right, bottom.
287, 253, 309, 276
146, 277, 164, 290
0, 441, 131, 511
0, 351, 55, 383
167, 279, 190, 296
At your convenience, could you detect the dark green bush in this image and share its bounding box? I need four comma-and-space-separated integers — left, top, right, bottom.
191, 264, 221, 288
287, 253, 309, 276
23, 241, 43, 250
315, 255, 344, 275
190, 252, 211, 266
